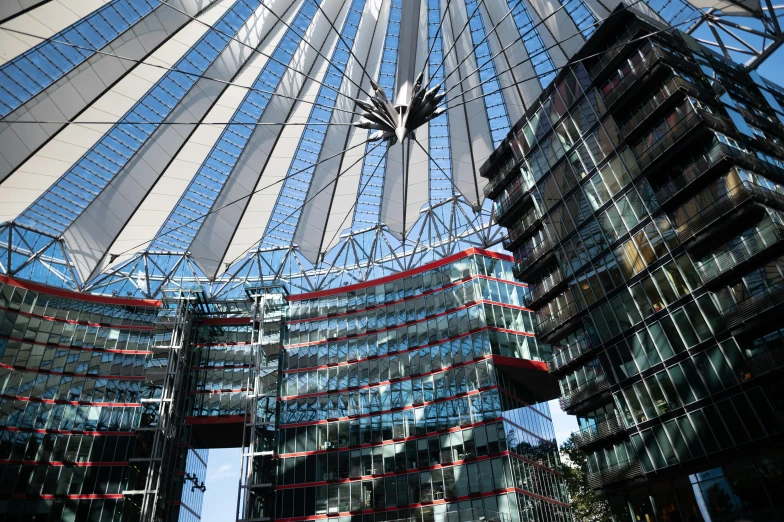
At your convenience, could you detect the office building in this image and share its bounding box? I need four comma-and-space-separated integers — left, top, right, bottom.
481, 8, 784, 521
1, 0, 783, 520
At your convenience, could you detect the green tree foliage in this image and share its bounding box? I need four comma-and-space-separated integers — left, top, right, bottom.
558, 435, 612, 522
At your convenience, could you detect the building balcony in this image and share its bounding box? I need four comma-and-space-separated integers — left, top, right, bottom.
492, 178, 535, 227
721, 280, 784, 332
674, 181, 784, 252
635, 110, 735, 175
512, 237, 556, 280
547, 334, 595, 374
523, 268, 568, 310
484, 156, 520, 200
535, 301, 582, 340
503, 208, 543, 252
573, 415, 627, 449
619, 76, 697, 141
588, 24, 640, 81
654, 143, 739, 209
587, 458, 643, 489
559, 378, 610, 413
744, 348, 784, 380
697, 223, 784, 290
601, 45, 695, 108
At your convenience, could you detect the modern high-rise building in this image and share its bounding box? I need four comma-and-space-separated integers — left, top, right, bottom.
482, 7, 784, 522
0, 249, 568, 522
1, 0, 783, 521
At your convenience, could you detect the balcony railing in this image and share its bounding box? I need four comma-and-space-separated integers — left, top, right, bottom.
492, 177, 535, 224
503, 208, 543, 250
547, 334, 594, 373
697, 223, 784, 288
587, 459, 643, 489
535, 300, 581, 338
654, 143, 735, 206
744, 348, 784, 379
674, 181, 784, 245
721, 280, 784, 331
512, 236, 555, 276
619, 76, 691, 138
635, 110, 733, 174
589, 25, 640, 80
484, 156, 519, 199
573, 415, 626, 448
602, 44, 683, 107
524, 268, 567, 309
559, 378, 610, 412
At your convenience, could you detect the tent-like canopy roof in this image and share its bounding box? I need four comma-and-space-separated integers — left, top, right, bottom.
0, 0, 781, 298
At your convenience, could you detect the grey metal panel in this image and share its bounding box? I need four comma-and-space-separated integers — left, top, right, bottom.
62, 0, 284, 283
0, 0, 211, 184
189, 0, 346, 278
479, 0, 533, 123
442, 0, 493, 208
319, 0, 391, 257
0, 0, 49, 24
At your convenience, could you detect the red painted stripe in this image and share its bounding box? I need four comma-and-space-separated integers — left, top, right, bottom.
0, 494, 125, 500
0, 335, 152, 355
0, 362, 144, 381
0, 395, 140, 407
283, 328, 485, 374
278, 417, 502, 457
179, 444, 208, 466
274, 486, 567, 522
185, 415, 244, 425
287, 248, 513, 301
189, 388, 249, 395
278, 452, 504, 489
0, 426, 134, 437
286, 279, 529, 326
0, 274, 162, 307
171, 500, 202, 518
286, 319, 534, 350
199, 317, 252, 325
279, 386, 496, 428
279, 355, 492, 400
0, 459, 128, 467
190, 364, 252, 370
0, 305, 156, 331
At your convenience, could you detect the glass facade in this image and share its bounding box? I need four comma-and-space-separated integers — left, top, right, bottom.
275, 250, 568, 522
482, 9, 784, 522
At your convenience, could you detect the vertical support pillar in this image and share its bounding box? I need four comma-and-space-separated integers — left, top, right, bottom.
395, 0, 422, 106
237, 285, 287, 521
125, 290, 199, 521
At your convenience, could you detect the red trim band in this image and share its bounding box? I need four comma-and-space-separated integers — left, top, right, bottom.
0, 494, 125, 500
0, 426, 134, 436
185, 415, 245, 425
0, 334, 152, 355
0, 362, 144, 381
279, 355, 492, 400
274, 486, 567, 521
280, 386, 496, 428
0, 305, 156, 331
0, 274, 162, 307
287, 248, 513, 301
287, 280, 529, 326
0, 459, 128, 467
278, 452, 505, 489
0, 394, 140, 407
286, 320, 534, 350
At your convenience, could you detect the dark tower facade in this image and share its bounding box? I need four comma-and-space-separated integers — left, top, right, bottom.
481, 8, 784, 522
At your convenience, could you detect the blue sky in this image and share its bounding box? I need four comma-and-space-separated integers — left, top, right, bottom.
200, 400, 579, 521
